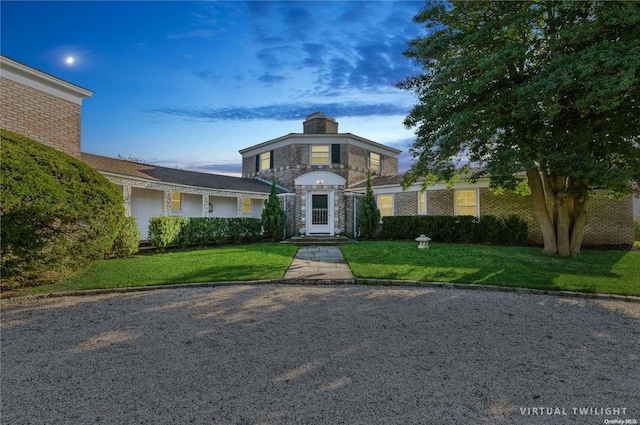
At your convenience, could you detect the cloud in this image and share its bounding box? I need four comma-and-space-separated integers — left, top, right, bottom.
166, 29, 215, 40
193, 70, 221, 82
257, 73, 286, 85
146, 102, 410, 122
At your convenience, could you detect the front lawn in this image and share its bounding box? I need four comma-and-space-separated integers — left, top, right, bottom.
341, 242, 640, 296
7, 243, 298, 298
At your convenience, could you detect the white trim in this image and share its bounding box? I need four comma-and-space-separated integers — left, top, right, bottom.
306, 190, 334, 235
1, 55, 93, 104
377, 193, 394, 217
418, 191, 427, 215
294, 170, 346, 186
454, 188, 480, 217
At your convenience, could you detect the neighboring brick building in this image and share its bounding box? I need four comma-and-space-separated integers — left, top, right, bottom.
0, 55, 93, 159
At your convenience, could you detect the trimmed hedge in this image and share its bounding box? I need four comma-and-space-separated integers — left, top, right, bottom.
111, 216, 140, 257
381, 215, 528, 245
1, 129, 124, 287
148, 216, 262, 250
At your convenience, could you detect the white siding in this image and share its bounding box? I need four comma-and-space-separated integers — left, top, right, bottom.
131, 187, 164, 240
209, 196, 237, 218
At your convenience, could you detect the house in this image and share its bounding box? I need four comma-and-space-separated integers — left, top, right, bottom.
1, 55, 635, 245
239, 112, 400, 238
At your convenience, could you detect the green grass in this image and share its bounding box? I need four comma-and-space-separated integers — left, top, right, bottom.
341, 242, 640, 296
5, 241, 639, 299
8, 243, 298, 297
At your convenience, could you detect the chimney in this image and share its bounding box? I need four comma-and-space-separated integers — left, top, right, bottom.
303, 112, 338, 134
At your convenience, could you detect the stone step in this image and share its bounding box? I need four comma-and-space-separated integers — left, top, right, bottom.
280, 236, 358, 246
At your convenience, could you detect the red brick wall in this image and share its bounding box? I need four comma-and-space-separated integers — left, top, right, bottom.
0, 78, 81, 158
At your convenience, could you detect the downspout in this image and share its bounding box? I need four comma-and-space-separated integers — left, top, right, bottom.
353, 195, 357, 240
283, 194, 287, 240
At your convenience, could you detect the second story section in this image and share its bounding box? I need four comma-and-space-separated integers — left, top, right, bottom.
239, 112, 401, 188
0, 55, 93, 159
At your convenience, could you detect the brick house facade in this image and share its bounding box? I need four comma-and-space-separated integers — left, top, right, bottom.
3, 55, 635, 245
239, 112, 401, 237
0, 56, 93, 159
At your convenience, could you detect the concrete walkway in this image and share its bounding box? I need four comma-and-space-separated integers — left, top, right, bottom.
283, 246, 354, 283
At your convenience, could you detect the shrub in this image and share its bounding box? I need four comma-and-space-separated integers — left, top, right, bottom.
148, 217, 188, 250
358, 173, 381, 239
455, 215, 478, 243
380, 214, 528, 245
501, 215, 529, 245
111, 217, 140, 257
261, 180, 286, 241
228, 218, 262, 242
1, 130, 124, 287
476, 215, 504, 243
148, 217, 262, 249
179, 217, 215, 247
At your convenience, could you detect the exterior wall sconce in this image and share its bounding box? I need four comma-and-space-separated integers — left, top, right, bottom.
316, 179, 324, 185
415, 234, 431, 249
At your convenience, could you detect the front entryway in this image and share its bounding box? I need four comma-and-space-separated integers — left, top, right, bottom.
307, 191, 333, 235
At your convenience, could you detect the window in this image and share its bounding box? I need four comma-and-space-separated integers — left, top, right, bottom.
171, 192, 182, 211
259, 152, 271, 171
455, 189, 478, 216
369, 152, 381, 171
311, 145, 330, 164
242, 197, 252, 214
418, 191, 427, 215
377, 194, 393, 217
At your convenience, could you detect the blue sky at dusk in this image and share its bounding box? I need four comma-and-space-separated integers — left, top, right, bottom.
2, 1, 427, 175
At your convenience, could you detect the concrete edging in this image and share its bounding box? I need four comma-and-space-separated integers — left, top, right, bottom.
2, 278, 639, 303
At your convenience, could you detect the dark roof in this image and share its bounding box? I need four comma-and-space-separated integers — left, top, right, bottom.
349, 167, 490, 189
349, 175, 404, 189
81, 153, 284, 194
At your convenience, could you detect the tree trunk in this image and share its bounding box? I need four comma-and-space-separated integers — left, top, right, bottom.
554, 192, 572, 256
569, 193, 588, 256
526, 168, 557, 254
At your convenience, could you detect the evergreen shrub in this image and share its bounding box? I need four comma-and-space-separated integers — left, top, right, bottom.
148, 217, 188, 250
381, 215, 528, 245
111, 216, 140, 257
1, 130, 124, 287
149, 217, 262, 249
261, 180, 286, 241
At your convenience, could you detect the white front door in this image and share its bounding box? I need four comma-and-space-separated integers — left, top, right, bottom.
307, 191, 333, 235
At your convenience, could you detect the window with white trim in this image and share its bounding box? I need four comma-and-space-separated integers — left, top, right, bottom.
171, 192, 182, 211
311, 145, 330, 164
455, 189, 478, 217
418, 191, 427, 215
377, 194, 393, 217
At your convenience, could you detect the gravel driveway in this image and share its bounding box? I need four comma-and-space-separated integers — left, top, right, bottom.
2, 284, 639, 425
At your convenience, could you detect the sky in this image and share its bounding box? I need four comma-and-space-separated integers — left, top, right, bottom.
1, 1, 428, 176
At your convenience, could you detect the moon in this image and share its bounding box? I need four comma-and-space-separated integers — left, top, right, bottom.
65, 56, 74, 65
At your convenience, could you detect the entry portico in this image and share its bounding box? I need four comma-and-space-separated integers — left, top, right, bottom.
295, 171, 346, 236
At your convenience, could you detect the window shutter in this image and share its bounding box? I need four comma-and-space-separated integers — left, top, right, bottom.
270, 150, 274, 169
331, 144, 341, 164
255, 155, 259, 172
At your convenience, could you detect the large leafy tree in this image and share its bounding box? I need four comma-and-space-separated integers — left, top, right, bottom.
398, 1, 640, 256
